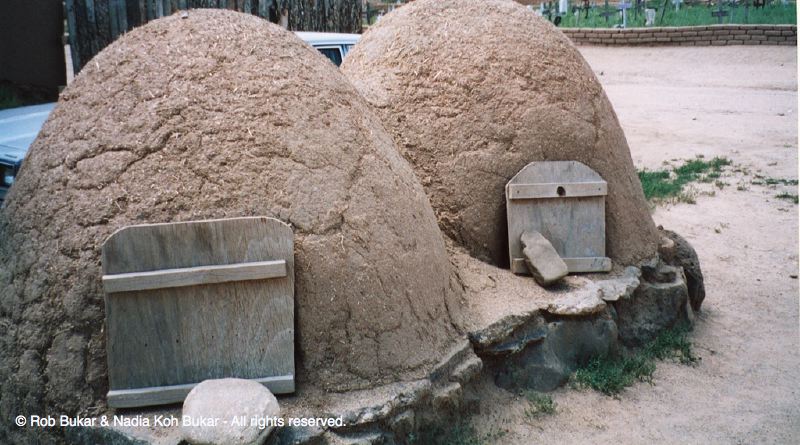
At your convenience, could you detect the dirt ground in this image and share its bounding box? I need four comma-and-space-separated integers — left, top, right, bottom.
471, 46, 799, 443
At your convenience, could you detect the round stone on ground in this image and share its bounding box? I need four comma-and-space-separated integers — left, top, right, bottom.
182, 378, 280, 445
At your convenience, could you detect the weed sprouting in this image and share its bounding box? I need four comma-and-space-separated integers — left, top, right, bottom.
638, 156, 731, 202
573, 323, 697, 395
523, 390, 556, 419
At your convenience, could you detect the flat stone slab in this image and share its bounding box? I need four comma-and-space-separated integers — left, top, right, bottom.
521, 231, 568, 286
545, 286, 606, 316
596, 266, 642, 302
182, 378, 280, 445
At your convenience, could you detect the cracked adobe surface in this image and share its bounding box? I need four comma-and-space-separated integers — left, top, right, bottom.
342, 0, 659, 267
0, 10, 465, 432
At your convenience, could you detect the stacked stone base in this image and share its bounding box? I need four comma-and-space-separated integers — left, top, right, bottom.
66, 243, 702, 445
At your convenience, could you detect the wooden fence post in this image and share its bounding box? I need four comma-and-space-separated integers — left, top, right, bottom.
67, 0, 362, 74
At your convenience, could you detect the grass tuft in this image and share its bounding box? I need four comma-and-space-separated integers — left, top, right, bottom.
573, 323, 697, 395
408, 421, 506, 445
776, 192, 799, 204
638, 156, 731, 202
523, 390, 556, 419
753, 176, 799, 186
574, 352, 655, 396
644, 324, 699, 365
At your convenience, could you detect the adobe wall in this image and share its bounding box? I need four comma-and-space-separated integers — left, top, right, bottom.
561, 24, 797, 46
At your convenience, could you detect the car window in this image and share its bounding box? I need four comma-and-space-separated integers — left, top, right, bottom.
316, 47, 343, 66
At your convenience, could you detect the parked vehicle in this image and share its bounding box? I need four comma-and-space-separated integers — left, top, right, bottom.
0, 103, 56, 201
297, 32, 360, 66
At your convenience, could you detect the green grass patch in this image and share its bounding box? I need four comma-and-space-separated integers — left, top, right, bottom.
559, 2, 796, 28
408, 421, 506, 445
776, 192, 799, 204
752, 176, 799, 186
698, 172, 720, 183
638, 156, 731, 202
573, 323, 697, 395
574, 352, 655, 395
523, 390, 556, 419
644, 324, 698, 364
639, 170, 682, 200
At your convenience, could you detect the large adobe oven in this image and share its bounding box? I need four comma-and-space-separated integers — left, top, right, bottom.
342, 0, 660, 268
0, 9, 465, 436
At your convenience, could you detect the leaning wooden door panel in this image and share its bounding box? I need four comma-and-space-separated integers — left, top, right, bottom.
101, 216, 294, 408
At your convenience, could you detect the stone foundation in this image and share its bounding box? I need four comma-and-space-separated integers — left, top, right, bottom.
65, 249, 700, 445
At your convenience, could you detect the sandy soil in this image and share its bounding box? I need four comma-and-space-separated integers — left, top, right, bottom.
472, 46, 799, 444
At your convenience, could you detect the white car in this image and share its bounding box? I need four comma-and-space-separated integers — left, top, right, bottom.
0, 103, 56, 201
297, 31, 360, 66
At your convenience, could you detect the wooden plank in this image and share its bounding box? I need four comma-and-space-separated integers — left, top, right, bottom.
117, 0, 128, 33
94, 0, 112, 50
102, 217, 294, 403
109, 0, 119, 39
103, 259, 287, 293
125, 0, 142, 29
65, 0, 82, 72
84, 0, 99, 56
511, 257, 612, 274
147, 0, 156, 20
507, 181, 607, 200
564, 257, 612, 273
506, 161, 610, 274
107, 374, 294, 408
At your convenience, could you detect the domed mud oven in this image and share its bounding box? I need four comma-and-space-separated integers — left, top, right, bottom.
0, 9, 467, 443
342, 0, 660, 268
342, 0, 703, 405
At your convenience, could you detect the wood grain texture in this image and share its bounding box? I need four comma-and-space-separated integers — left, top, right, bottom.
102, 217, 294, 406
107, 374, 294, 408
511, 257, 612, 274
506, 161, 611, 274
507, 181, 607, 200
102, 259, 287, 293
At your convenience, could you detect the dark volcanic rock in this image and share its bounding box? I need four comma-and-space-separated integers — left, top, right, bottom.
660, 228, 706, 311
615, 263, 692, 346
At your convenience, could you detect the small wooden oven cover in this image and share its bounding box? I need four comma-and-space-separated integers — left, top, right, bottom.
506, 161, 612, 274
101, 216, 294, 408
